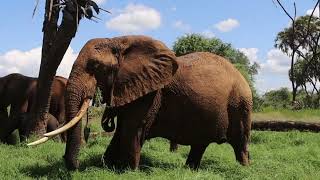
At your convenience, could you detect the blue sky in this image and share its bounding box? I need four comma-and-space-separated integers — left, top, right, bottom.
0, 0, 318, 93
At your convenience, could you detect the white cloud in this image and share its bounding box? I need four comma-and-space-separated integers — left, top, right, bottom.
201, 30, 215, 38
106, 4, 161, 34
260, 49, 291, 74
173, 20, 191, 32
239, 48, 259, 64
57, 48, 78, 78
93, 0, 106, 5
0, 47, 78, 78
306, 7, 320, 17
214, 18, 240, 32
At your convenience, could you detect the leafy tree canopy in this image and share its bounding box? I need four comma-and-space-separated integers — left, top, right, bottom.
275, 15, 320, 55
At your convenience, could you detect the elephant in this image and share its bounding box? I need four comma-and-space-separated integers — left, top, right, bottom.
0, 112, 60, 144
0, 73, 67, 142
101, 107, 178, 152
29, 35, 252, 171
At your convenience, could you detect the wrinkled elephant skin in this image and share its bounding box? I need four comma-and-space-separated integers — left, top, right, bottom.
0, 73, 67, 142
60, 35, 252, 170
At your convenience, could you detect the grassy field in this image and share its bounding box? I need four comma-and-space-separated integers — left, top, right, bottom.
253, 107, 320, 122
1, 108, 320, 179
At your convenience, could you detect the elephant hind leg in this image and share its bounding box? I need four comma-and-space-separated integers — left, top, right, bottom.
228, 104, 251, 166
185, 144, 208, 169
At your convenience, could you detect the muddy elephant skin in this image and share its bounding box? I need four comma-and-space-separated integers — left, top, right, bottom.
62, 35, 252, 170
0, 73, 67, 142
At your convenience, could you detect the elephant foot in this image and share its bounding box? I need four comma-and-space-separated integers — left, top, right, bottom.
235, 148, 250, 166
103, 139, 141, 170
185, 145, 208, 170
231, 143, 250, 166
63, 155, 79, 171
103, 142, 121, 168
103, 148, 139, 170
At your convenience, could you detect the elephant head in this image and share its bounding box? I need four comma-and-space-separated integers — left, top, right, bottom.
29, 35, 178, 170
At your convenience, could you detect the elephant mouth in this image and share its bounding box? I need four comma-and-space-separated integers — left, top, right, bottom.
27, 99, 91, 146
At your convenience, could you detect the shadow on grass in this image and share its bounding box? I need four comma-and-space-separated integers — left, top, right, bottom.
21, 160, 72, 179
199, 159, 248, 179
139, 153, 178, 172
21, 151, 237, 178
21, 155, 106, 179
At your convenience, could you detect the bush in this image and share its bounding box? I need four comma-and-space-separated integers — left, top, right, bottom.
261, 88, 292, 109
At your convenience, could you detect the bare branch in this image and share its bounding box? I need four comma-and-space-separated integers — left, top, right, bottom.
32, 0, 40, 18
276, 0, 294, 21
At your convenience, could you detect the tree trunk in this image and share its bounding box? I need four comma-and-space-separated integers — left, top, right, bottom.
292, 84, 297, 103
28, 1, 80, 135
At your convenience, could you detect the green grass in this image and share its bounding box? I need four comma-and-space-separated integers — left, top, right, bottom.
1, 107, 320, 179
253, 107, 320, 122
1, 130, 320, 179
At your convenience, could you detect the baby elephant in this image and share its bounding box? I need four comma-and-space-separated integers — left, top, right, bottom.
18, 113, 60, 142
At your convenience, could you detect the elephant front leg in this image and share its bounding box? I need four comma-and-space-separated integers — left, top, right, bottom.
103, 128, 121, 167
119, 128, 143, 169
104, 127, 143, 169
103, 118, 143, 170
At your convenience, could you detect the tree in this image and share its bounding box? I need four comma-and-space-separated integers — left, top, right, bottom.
275, 15, 320, 106
173, 34, 260, 109
274, 0, 320, 103
29, 0, 108, 135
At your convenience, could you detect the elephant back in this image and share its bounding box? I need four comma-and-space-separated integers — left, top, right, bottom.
166, 52, 252, 107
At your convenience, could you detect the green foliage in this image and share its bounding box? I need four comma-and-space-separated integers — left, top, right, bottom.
275, 15, 320, 55
261, 88, 292, 109
92, 88, 103, 107
296, 89, 320, 109
258, 86, 320, 110
173, 34, 254, 67
275, 15, 320, 105
173, 34, 260, 110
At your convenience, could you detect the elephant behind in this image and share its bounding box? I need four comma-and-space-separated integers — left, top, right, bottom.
0, 73, 67, 142
29, 36, 252, 170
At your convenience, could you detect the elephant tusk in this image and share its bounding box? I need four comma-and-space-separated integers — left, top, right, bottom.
44, 99, 91, 137
26, 99, 90, 146
27, 137, 50, 146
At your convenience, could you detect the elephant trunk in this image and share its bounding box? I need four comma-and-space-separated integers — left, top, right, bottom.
64, 71, 96, 170
101, 107, 116, 132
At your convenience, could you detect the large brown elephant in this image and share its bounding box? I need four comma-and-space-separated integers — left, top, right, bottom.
30, 35, 252, 170
0, 73, 67, 142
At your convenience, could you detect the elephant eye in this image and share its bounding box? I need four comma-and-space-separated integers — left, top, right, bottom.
111, 47, 118, 55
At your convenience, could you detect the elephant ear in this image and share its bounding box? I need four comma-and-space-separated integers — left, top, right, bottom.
111, 40, 178, 107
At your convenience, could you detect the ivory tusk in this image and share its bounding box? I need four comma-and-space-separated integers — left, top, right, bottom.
26, 99, 90, 146
27, 137, 49, 146
44, 99, 91, 137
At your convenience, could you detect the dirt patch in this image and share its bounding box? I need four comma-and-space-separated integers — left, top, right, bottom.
252, 121, 320, 132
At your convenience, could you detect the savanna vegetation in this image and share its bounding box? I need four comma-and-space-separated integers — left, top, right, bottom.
1, 0, 320, 179
1, 109, 320, 179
